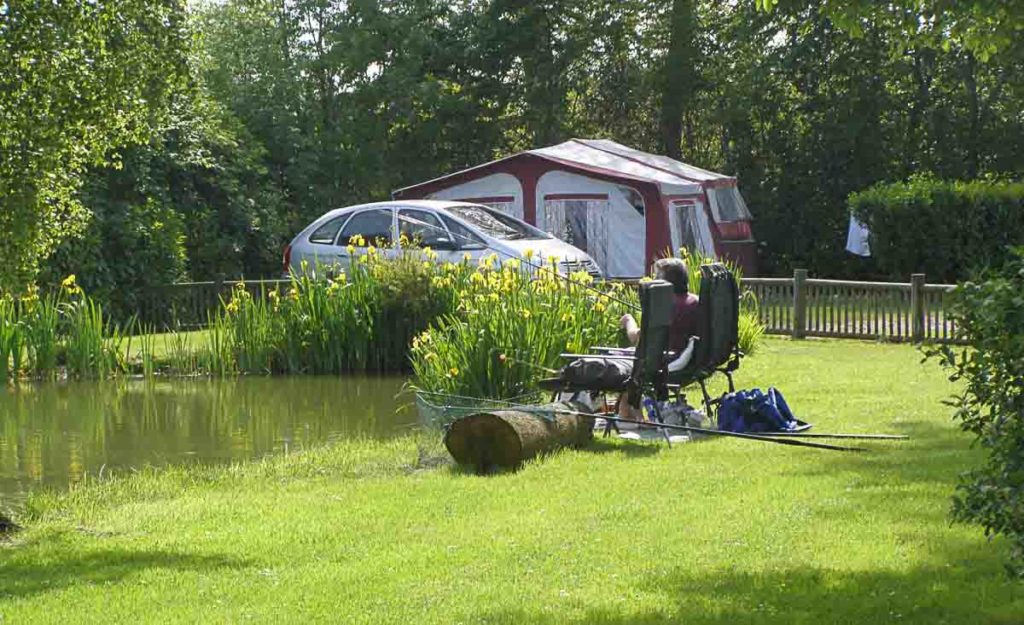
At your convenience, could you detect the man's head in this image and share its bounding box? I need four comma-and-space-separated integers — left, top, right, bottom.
654, 257, 689, 296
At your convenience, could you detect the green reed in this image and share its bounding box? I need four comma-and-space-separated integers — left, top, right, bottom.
25, 290, 61, 379
410, 258, 636, 399
201, 310, 236, 376
64, 296, 122, 378
0, 298, 22, 381
133, 323, 158, 378
163, 329, 197, 375
215, 250, 468, 376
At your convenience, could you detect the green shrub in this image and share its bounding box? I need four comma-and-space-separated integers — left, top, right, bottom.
849, 178, 1024, 282
927, 248, 1024, 577
218, 249, 469, 375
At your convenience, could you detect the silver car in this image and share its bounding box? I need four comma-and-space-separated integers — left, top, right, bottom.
283, 200, 603, 277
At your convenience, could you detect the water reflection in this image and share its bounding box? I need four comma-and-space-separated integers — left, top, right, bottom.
0, 376, 413, 506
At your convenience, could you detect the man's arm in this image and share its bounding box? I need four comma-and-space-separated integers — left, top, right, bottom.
620, 314, 640, 346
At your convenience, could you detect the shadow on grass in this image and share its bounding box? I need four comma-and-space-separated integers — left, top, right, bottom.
585, 436, 662, 457
795, 419, 975, 495
0, 543, 252, 600
475, 554, 1023, 624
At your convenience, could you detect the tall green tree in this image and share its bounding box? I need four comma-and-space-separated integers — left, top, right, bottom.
660, 0, 699, 159
0, 0, 189, 292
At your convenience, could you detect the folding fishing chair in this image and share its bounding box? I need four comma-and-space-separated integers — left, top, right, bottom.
538, 263, 744, 439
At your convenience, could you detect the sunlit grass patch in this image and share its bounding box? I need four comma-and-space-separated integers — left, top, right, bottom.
1, 339, 1020, 624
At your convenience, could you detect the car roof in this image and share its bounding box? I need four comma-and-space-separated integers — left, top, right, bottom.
314, 199, 480, 222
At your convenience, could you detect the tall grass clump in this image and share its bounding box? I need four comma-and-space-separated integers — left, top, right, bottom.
0, 276, 130, 380
0, 297, 23, 381
23, 287, 61, 378
64, 294, 126, 378
163, 329, 197, 375
133, 323, 158, 378
410, 255, 636, 399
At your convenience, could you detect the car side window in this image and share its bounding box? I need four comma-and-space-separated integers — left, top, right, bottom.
340, 209, 394, 247
440, 215, 487, 249
308, 216, 348, 245
398, 210, 453, 247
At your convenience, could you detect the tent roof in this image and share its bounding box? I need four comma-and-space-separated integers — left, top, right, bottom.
561, 139, 730, 184
393, 138, 736, 198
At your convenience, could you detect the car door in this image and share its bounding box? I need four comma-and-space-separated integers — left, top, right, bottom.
336, 207, 398, 268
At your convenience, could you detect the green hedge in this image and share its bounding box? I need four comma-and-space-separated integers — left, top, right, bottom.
849, 178, 1024, 282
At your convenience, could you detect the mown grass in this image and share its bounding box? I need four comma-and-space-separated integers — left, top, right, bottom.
2, 338, 1021, 624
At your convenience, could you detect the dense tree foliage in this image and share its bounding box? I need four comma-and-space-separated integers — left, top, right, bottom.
5, 0, 1022, 302
0, 0, 188, 292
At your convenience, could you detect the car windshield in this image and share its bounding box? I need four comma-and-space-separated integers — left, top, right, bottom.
446, 205, 549, 241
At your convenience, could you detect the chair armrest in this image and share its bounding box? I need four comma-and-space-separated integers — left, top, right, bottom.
666, 336, 700, 373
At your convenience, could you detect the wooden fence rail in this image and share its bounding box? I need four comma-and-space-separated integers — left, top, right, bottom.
143, 270, 960, 343
138, 279, 291, 329
744, 270, 958, 343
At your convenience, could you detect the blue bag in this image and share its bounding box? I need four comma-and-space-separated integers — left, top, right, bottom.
716, 387, 809, 433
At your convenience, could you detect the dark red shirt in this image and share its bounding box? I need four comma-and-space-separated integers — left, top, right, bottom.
668, 293, 701, 351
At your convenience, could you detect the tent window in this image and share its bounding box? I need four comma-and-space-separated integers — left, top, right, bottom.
670, 201, 715, 257
618, 187, 644, 216
542, 198, 610, 270
708, 187, 752, 222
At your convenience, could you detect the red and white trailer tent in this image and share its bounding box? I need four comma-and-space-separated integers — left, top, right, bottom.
392, 138, 756, 278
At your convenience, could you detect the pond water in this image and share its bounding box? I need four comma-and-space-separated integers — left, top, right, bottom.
0, 376, 414, 508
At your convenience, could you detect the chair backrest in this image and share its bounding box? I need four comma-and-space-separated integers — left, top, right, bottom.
633, 280, 675, 385
671, 263, 740, 380
700, 263, 740, 370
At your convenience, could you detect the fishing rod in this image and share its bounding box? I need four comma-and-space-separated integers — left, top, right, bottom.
559, 410, 868, 453
416, 390, 866, 452
758, 432, 908, 441
398, 209, 643, 312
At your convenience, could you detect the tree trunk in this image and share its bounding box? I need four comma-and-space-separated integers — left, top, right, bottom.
963, 51, 980, 178
660, 0, 698, 160
444, 402, 594, 472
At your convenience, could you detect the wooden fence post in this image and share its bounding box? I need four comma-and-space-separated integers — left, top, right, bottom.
793, 268, 808, 339
911, 273, 926, 342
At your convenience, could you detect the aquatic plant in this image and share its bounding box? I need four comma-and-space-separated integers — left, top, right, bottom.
133, 323, 158, 378
24, 287, 60, 379
0, 297, 22, 381
410, 257, 636, 399
216, 250, 471, 375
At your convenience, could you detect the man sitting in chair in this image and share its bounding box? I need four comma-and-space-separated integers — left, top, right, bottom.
616, 257, 702, 418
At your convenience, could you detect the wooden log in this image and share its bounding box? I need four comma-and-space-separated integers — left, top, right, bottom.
444, 402, 595, 472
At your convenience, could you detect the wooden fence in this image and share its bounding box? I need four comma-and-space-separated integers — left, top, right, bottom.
744, 270, 959, 343
138, 279, 290, 329
144, 271, 961, 343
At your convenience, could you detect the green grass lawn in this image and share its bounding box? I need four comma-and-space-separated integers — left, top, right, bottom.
120, 329, 210, 362
2, 338, 1021, 624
